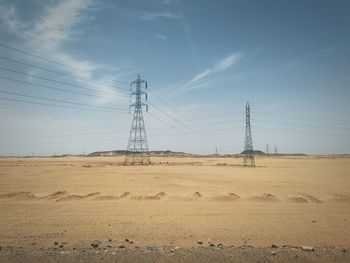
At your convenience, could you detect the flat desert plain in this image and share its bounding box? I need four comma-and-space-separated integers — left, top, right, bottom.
0, 156, 349, 262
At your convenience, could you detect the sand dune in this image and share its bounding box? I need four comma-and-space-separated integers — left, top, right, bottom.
43, 190, 67, 199
56, 192, 100, 202
287, 196, 309, 203
93, 192, 130, 200
247, 193, 280, 202
0, 191, 38, 200
300, 193, 323, 203
132, 191, 167, 200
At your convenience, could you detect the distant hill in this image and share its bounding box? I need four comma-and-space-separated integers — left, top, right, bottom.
240, 150, 265, 155
239, 150, 308, 156
88, 150, 127, 156
88, 150, 191, 157
46, 149, 313, 158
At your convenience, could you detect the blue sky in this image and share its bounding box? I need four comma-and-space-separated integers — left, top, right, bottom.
0, 0, 349, 156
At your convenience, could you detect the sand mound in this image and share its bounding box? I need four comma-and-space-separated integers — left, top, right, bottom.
120, 192, 130, 198
95, 191, 131, 200
247, 193, 280, 202
228, 193, 241, 198
57, 192, 100, 201
287, 196, 308, 203
144, 191, 166, 200
0, 191, 38, 200
85, 192, 100, 197
208, 193, 240, 202
300, 193, 323, 203
333, 194, 350, 203
193, 192, 202, 198
43, 191, 67, 199
133, 192, 166, 201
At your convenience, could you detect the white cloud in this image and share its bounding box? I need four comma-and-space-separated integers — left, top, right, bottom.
188, 69, 211, 84
173, 52, 242, 95
187, 81, 210, 91
155, 34, 167, 40
30, 0, 93, 49
213, 53, 241, 72
138, 11, 180, 20
0, 0, 126, 105
0, 5, 27, 33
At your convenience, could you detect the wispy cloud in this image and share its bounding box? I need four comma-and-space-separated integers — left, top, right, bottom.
163, 0, 172, 5
214, 53, 242, 72
0, 0, 127, 105
138, 11, 180, 20
172, 52, 242, 95
0, 5, 27, 33
30, 0, 94, 49
155, 34, 167, 40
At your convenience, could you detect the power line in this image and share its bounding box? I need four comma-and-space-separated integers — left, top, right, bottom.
0, 55, 128, 91
0, 73, 237, 146
0, 130, 125, 141
0, 90, 126, 111
148, 89, 204, 130
0, 65, 123, 97
253, 111, 350, 124
148, 89, 227, 144
147, 112, 198, 145
3, 86, 344, 139
147, 100, 193, 131
254, 116, 350, 128
0, 96, 127, 113
147, 112, 228, 148
0, 42, 129, 85
0, 61, 238, 138
0, 75, 116, 100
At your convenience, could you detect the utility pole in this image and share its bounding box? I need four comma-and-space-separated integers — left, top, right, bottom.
266, 144, 269, 156
243, 102, 255, 167
125, 74, 150, 165
274, 145, 277, 155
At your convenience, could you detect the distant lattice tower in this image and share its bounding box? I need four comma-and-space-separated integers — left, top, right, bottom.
243, 102, 255, 167
125, 74, 150, 165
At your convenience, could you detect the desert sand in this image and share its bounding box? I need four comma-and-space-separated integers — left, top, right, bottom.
0, 155, 349, 262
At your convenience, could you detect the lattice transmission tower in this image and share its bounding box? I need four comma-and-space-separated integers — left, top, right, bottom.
243, 102, 255, 167
125, 74, 150, 165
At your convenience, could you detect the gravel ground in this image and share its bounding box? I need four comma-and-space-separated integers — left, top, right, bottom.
0, 245, 349, 263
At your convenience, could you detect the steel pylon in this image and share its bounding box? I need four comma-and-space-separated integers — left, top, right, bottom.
243, 102, 255, 167
125, 74, 150, 165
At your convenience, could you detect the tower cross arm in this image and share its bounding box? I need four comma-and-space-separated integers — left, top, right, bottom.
129, 102, 149, 112
130, 90, 147, 96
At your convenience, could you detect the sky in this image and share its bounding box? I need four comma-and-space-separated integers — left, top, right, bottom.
0, 0, 349, 156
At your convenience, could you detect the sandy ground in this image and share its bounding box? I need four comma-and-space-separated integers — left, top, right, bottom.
0, 156, 349, 262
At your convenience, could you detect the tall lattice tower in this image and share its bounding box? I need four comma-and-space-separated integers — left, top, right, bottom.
243, 102, 255, 167
125, 74, 150, 165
